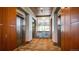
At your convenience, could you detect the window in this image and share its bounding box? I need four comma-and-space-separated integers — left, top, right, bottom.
36, 17, 50, 31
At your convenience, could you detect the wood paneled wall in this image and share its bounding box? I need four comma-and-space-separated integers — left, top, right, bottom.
0, 8, 3, 50
61, 7, 79, 51
0, 8, 16, 51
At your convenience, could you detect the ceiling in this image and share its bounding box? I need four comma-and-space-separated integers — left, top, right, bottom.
30, 7, 53, 17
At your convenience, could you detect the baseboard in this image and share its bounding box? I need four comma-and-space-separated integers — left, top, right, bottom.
25, 40, 32, 44
53, 42, 58, 46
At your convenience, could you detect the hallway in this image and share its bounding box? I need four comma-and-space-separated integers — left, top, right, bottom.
14, 39, 61, 51
0, 7, 79, 51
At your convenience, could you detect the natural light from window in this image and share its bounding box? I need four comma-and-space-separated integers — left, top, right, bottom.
36, 17, 50, 31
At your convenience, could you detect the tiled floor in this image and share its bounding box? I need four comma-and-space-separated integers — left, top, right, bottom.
14, 38, 61, 51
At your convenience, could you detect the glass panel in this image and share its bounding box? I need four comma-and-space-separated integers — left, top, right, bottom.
37, 26, 44, 31
36, 17, 50, 31
44, 26, 50, 31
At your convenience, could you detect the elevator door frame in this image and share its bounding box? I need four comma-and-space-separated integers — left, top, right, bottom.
32, 18, 36, 38
54, 7, 61, 47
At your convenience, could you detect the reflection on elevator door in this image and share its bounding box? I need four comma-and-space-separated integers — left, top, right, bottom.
16, 16, 25, 47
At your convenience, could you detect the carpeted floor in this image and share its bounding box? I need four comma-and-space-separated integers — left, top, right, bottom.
14, 38, 61, 51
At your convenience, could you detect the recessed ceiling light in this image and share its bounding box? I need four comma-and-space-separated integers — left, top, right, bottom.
40, 8, 43, 10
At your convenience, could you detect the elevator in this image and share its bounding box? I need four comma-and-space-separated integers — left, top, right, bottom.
16, 15, 25, 47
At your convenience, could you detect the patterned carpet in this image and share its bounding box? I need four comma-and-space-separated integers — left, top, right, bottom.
14, 38, 61, 51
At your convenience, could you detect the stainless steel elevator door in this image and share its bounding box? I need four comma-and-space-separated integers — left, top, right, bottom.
16, 16, 25, 47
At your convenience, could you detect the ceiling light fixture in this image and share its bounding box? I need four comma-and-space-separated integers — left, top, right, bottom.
40, 8, 43, 10
61, 7, 65, 9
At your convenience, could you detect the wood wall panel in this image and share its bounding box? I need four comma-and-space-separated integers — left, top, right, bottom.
0, 8, 16, 51
61, 7, 79, 50
70, 8, 79, 23
0, 8, 3, 50
64, 8, 71, 51
71, 22, 79, 50
7, 8, 16, 50
61, 8, 71, 50
2, 8, 8, 50
70, 7, 79, 50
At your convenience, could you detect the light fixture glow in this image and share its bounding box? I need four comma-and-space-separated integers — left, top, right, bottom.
40, 8, 43, 10
61, 7, 65, 9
